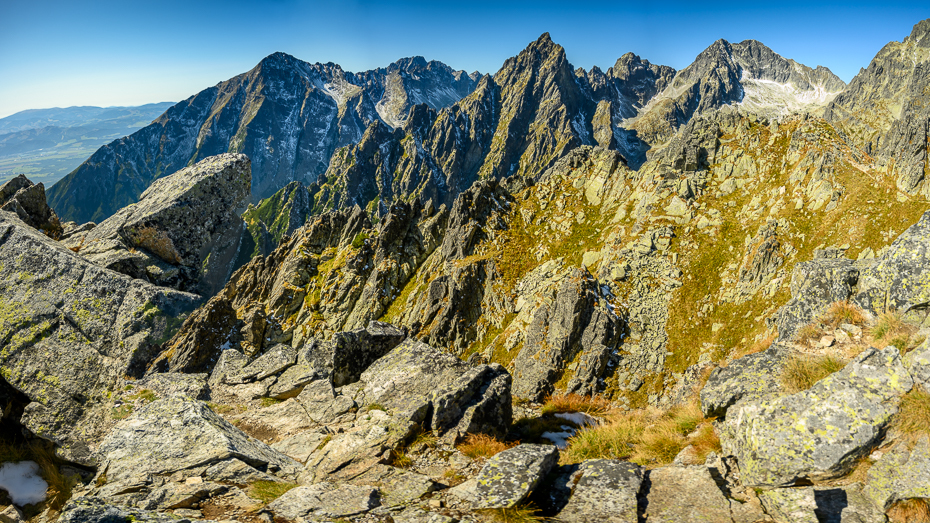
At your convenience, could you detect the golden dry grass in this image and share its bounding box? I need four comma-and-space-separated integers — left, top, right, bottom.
888, 498, 930, 523
890, 387, 930, 445
457, 433, 515, 459
820, 300, 867, 328
794, 323, 823, 345
561, 401, 720, 467
779, 354, 848, 394
479, 503, 545, 523
732, 332, 776, 360
540, 393, 611, 416
871, 311, 907, 343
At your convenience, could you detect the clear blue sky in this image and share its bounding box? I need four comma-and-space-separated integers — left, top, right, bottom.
0, 0, 927, 118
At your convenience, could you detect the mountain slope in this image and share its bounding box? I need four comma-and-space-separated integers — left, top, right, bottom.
825, 19, 930, 196
313, 34, 676, 216
47, 53, 478, 224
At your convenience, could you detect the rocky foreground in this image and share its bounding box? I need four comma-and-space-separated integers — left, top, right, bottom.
0, 142, 929, 523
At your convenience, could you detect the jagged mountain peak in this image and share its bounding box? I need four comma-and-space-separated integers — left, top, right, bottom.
909, 18, 930, 41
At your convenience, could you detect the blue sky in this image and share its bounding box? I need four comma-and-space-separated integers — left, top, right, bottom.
0, 0, 927, 118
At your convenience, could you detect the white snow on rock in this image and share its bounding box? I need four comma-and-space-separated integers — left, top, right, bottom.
0, 461, 48, 506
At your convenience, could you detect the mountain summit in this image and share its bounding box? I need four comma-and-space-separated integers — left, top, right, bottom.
47, 53, 479, 223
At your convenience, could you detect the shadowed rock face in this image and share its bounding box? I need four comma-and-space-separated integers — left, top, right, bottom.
0, 210, 198, 465
63, 153, 251, 296
0, 174, 62, 238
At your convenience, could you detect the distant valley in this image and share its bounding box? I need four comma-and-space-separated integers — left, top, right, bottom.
0, 103, 174, 185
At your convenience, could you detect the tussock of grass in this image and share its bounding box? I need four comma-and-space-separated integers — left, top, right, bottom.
890, 387, 930, 445
561, 401, 720, 467
871, 311, 906, 342
820, 300, 866, 328
457, 433, 514, 459
248, 480, 297, 503
540, 393, 611, 416
390, 449, 413, 468
479, 503, 545, 523
888, 498, 930, 523
779, 354, 848, 394
794, 323, 822, 345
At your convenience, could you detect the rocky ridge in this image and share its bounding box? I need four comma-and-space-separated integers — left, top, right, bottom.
48, 53, 479, 223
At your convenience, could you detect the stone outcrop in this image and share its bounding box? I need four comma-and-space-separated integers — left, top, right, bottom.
721, 347, 913, 487
700, 343, 793, 418
472, 444, 559, 508
0, 174, 62, 238
62, 153, 251, 296
555, 459, 643, 523
0, 210, 198, 464
356, 339, 512, 440
90, 397, 301, 506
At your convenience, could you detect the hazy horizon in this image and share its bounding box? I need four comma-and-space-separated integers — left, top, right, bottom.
1, 0, 927, 119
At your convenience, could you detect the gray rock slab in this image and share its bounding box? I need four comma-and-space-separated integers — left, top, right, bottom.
473, 444, 559, 509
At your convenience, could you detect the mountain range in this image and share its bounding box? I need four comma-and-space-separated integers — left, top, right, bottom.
4, 17, 930, 523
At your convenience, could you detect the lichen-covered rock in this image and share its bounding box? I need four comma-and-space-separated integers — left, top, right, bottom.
774, 255, 859, 342
640, 465, 739, 523
0, 210, 198, 464
700, 343, 792, 418
855, 210, 930, 316
302, 408, 412, 483
266, 482, 380, 520
357, 338, 512, 439
905, 340, 930, 387
296, 379, 356, 424
555, 459, 642, 523
0, 174, 62, 237
864, 435, 930, 510
92, 396, 301, 499
59, 497, 211, 523
473, 444, 559, 509
758, 484, 886, 523
721, 347, 913, 486
66, 153, 251, 295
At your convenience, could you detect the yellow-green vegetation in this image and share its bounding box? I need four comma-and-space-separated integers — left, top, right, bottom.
870, 310, 921, 352
127, 388, 157, 403
732, 332, 776, 359
248, 480, 298, 504
887, 498, 930, 523
561, 401, 719, 467
540, 393, 611, 416
260, 397, 283, 408
890, 387, 930, 445
479, 504, 545, 523
351, 231, 369, 249
390, 448, 413, 468
662, 117, 930, 381
366, 403, 387, 412
111, 404, 134, 420
457, 433, 515, 459
779, 354, 848, 394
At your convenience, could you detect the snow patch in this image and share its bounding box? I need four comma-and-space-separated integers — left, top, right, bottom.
541, 431, 574, 449
0, 461, 47, 506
